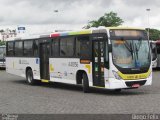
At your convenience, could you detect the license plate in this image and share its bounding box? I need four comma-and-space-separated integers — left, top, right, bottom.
132, 84, 140, 88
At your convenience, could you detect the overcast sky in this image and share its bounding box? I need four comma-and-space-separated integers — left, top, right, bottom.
0, 0, 160, 33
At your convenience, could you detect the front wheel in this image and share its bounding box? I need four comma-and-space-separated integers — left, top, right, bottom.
82, 73, 90, 93
26, 69, 36, 85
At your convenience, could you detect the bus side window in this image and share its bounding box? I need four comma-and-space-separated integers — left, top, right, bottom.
75, 38, 80, 57
15, 41, 23, 56
52, 38, 60, 57
24, 40, 33, 57
77, 35, 91, 59
60, 38, 67, 56
7, 42, 14, 56
60, 37, 74, 57
66, 37, 74, 56
33, 40, 39, 56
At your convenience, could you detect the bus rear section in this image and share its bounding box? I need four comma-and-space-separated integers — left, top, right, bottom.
154, 40, 160, 68
0, 46, 6, 68
150, 41, 158, 68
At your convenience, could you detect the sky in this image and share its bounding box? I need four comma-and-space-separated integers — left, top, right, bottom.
0, 0, 160, 34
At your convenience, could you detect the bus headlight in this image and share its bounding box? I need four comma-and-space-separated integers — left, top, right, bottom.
112, 70, 122, 80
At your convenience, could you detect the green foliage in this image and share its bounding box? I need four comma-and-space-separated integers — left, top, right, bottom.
84, 11, 124, 29
0, 41, 6, 46
0, 29, 4, 33
146, 28, 160, 41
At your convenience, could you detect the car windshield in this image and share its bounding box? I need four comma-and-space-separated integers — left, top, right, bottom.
111, 39, 151, 69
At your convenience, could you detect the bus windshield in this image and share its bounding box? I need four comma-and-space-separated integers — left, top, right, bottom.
111, 39, 151, 69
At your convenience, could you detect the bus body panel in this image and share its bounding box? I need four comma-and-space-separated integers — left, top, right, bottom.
49, 58, 92, 86
6, 57, 40, 80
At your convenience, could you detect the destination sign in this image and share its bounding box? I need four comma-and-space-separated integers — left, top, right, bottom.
110, 30, 147, 38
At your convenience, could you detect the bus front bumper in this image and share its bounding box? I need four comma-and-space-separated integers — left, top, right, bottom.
0, 62, 5, 68
106, 78, 152, 89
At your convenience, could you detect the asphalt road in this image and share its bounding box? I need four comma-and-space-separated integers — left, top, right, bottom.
0, 70, 160, 114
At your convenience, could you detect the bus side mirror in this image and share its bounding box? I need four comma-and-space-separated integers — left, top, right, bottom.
108, 44, 112, 52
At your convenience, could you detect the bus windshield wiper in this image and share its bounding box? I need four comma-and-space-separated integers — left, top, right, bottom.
135, 38, 142, 59
121, 37, 134, 59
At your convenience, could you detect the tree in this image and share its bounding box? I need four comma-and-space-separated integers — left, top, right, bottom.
0, 29, 4, 33
0, 41, 5, 46
146, 28, 160, 40
84, 11, 124, 29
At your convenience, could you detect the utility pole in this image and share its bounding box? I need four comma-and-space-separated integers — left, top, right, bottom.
146, 8, 150, 40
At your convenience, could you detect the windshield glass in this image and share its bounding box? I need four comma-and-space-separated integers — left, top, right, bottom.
111, 40, 151, 69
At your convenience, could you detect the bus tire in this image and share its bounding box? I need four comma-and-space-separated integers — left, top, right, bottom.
82, 73, 90, 93
26, 69, 36, 85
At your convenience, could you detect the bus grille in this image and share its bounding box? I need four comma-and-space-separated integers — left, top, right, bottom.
125, 80, 147, 87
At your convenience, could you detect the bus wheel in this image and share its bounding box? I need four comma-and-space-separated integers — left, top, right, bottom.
26, 69, 36, 85
82, 73, 90, 93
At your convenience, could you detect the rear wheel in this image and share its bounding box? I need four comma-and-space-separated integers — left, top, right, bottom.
26, 69, 36, 85
82, 73, 90, 93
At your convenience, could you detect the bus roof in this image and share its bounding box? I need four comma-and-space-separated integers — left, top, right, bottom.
50, 27, 146, 38
50, 29, 92, 37
7, 27, 146, 41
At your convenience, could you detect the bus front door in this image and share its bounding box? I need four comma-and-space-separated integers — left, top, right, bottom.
92, 41, 105, 87
40, 43, 50, 80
